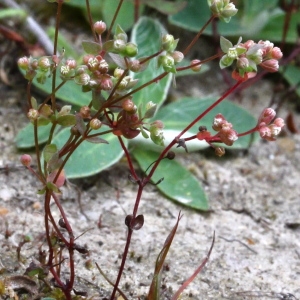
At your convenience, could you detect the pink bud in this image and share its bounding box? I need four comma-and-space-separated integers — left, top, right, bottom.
258, 125, 275, 141
259, 59, 279, 73
258, 108, 276, 125
273, 118, 285, 128
94, 21, 106, 35
18, 56, 29, 70
271, 47, 283, 60
20, 154, 32, 167
218, 128, 238, 146
100, 74, 113, 90
190, 59, 202, 72
212, 113, 227, 131
47, 169, 66, 188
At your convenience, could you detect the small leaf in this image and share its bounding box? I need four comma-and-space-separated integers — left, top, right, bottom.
82, 40, 102, 54
132, 148, 208, 210
43, 144, 58, 163
220, 36, 232, 53
85, 136, 108, 143
56, 114, 76, 127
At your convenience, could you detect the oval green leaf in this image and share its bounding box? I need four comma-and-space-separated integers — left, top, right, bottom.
15, 123, 53, 149
132, 148, 208, 211
52, 128, 127, 178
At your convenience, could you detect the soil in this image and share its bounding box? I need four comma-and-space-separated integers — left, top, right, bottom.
0, 4, 300, 300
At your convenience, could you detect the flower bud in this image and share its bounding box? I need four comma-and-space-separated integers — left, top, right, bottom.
114, 68, 124, 78
158, 55, 176, 73
20, 154, 32, 167
124, 42, 138, 57
162, 34, 175, 51
66, 59, 77, 69
98, 59, 109, 73
215, 147, 225, 157
271, 47, 283, 60
18, 56, 29, 70
122, 98, 135, 112
113, 39, 126, 52
190, 59, 202, 72
80, 106, 91, 118
27, 108, 39, 121
90, 118, 102, 130
171, 51, 184, 63
38, 57, 51, 70
273, 118, 285, 128
258, 108, 276, 125
100, 74, 113, 90
94, 21, 106, 35
259, 59, 279, 73
129, 60, 142, 72
75, 73, 90, 86
212, 113, 227, 131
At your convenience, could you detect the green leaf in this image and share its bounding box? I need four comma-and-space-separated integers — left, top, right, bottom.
22, 68, 91, 107
47, 27, 80, 59
82, 40, 102, 55
56, 114, 76, 127
0, 8, 27, 20
52, 127, 127, 178
130, 17, 173, 114
65, 0, 144, 32
281, 65, 300, 98
132, 148, 208, 210
145, 0, 187, 15
43, 144, 58, 163
169, 0, 288, 41
130, 97, 259, 153
15, 123, 53, 149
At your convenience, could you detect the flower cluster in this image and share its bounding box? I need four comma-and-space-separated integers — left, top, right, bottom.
158, 34, 184, 74
257, 108, 285, 141
207, 0, 238, 23
220, 37, 283, 81
196, 113, 238, 147
18, 55, 55, 84
212, 113, 238, 146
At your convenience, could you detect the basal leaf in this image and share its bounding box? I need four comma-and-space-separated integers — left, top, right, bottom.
132, 148, 208, 210
281, 65, 300, 98
65, 0, 144, 32
130, 17, 173, 114
52, 127, 127, 178
15, 123, 53, 148
168, 0, 287, 42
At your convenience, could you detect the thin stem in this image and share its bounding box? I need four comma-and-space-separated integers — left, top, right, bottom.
105, 0, 124, 42
33, 120, 43, 177
110, 183, 144, 300
51, 1, 63, 111
85, 0, 97, 42
183, 15, 216, 56
118, 136, 139, 181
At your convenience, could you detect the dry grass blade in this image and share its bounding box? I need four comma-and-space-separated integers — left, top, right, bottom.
171, 231, 215, 300
147, 211, 183, 300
